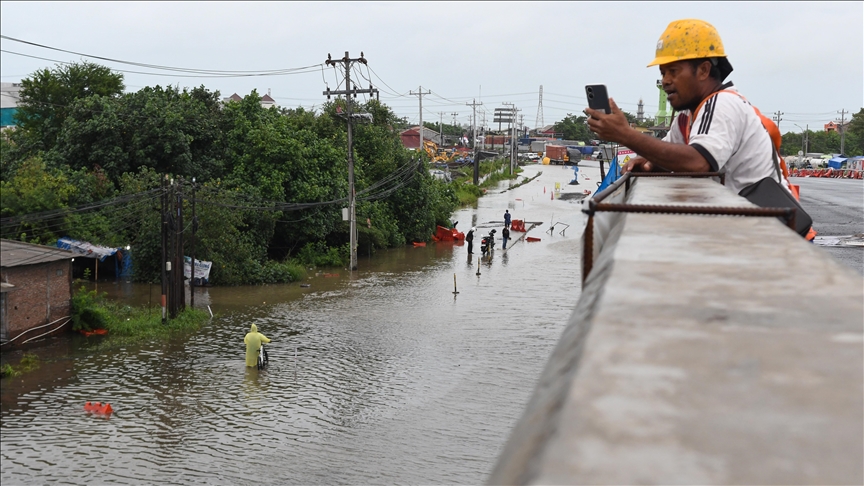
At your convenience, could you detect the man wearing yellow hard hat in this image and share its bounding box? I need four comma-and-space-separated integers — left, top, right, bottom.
586, 19, 788, 195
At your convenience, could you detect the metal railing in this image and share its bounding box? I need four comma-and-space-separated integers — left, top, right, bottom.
581, 171, 798, 282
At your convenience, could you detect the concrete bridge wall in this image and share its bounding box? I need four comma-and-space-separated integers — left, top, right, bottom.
489, 176, 864, 485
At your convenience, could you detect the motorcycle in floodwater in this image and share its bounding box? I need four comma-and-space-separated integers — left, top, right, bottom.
480, 229, 497, 256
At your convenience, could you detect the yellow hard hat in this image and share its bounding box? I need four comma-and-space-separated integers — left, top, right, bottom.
648, 19, 733, 79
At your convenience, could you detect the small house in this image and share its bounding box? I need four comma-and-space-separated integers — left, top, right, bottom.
0, 239, 74, 347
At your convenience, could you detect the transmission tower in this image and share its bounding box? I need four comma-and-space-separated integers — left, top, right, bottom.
534, 85, 544, 132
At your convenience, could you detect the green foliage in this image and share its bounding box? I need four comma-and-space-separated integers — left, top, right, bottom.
14, 61, 124, 154
56, 85, 226, 184
781, 129, 844, 156
423, 120, 463, 137
105, 305, 208, 340
2, 62, 469, 285
844, 108, 864, 156
0, 353, 40, 378
71, 286, 111, 331
296, 241, 348, 267
0, 156, 79, 243
553, 114, 594, 142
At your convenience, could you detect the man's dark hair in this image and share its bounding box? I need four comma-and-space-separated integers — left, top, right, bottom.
688, 58, 723, 81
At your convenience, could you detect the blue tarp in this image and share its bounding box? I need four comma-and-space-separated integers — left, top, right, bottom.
56, 237, 133, 278
593, 156, 621, 195
828, 157, 847, 169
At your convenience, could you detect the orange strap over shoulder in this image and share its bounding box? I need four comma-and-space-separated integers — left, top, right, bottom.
686, 90, 793, 182
686, 90, 816, 241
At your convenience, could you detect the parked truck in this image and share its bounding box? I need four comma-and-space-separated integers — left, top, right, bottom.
545, 144, 569, 165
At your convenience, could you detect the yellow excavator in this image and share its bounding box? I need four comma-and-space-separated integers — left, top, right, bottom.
423, 140, 459, 164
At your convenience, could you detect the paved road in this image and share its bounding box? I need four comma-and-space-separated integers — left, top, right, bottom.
793, 177, 864, 276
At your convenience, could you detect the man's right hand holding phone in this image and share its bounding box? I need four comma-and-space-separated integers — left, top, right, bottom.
585, 98, 633, 147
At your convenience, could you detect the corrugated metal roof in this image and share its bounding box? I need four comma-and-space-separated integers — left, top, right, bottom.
1, 239, 74, 268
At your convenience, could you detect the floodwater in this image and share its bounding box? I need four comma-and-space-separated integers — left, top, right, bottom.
0, 164, 594, 485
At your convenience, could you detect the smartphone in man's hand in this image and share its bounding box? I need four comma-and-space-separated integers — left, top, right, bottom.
585, 84, 611, 115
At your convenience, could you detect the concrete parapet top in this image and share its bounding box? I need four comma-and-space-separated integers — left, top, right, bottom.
489, 177, 864, 485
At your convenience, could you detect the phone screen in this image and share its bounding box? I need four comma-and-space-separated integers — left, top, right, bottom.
585, 85, 611, 115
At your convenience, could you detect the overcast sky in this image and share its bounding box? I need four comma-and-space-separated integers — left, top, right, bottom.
1, 1, 861, 133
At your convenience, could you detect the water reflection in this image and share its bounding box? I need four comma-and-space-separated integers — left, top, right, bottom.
1, 165, 590, 484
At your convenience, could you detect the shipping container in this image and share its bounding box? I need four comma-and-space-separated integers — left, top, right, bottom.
545, 144, 568, 164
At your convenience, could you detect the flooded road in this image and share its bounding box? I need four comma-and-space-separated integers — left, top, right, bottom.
1, 164, 594, 484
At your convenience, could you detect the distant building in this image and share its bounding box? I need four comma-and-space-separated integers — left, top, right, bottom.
400, 126, 442, 149
1, 82, 23, 129
222, 91, 279, 109
260, 93, 276, 109
535, 125, 558, 137
0, 240, 74, 347
824, 120, 850, 133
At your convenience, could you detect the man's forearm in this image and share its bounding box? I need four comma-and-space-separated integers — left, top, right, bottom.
620, 131, 711, 172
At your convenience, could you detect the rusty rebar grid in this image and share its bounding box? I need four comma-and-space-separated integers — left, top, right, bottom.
580, 171, 799, 283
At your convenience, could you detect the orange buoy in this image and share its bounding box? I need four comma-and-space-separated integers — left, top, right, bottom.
84, 401, 113, 415
413, 242, 426, 247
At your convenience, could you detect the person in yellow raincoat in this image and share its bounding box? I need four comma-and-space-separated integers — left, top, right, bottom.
244, 324, 271, 367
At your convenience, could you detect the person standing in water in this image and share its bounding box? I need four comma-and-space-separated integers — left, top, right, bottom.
466, 227, 475, 254
244, 324, 271, 367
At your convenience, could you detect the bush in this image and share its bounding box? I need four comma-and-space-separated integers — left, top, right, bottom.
296, 241, 348, 267
70, 286, 111, 331
1, 353, 40, 378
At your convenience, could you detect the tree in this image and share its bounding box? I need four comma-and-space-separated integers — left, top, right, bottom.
553, 114, 593, 142
843, 108, 864, 156
0, 156, 79, 244
14, 61, 124, 154
56, 85, 226, 184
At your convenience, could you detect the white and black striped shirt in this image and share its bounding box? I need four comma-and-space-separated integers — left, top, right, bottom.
664, 86, 786, 194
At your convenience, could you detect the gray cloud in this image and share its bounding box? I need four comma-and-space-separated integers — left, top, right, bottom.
1, 1, 860, 131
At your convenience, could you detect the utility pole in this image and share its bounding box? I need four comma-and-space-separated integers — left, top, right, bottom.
324, 51, 378, 271
438, 112, 446, 148
466, 98, 483, 184
481, 111, 486, 150
160, 175, 168, 324
773, 111, 784, 132
410, 87, 431, 153
190, 177, 197, 309
171, 177, 184, 318
503, 102, 518, 174
838, 109, 847, 154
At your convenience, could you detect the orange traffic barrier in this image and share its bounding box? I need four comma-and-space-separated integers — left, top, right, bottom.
526, 237, 541, 242
79, 329, 108, 337
84, 401, 113, 415
510, 220, 526, 232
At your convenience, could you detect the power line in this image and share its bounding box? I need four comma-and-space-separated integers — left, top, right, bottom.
1, 35, 323, 76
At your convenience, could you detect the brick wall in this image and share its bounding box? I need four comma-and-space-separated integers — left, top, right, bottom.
1, 260, 72, 341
